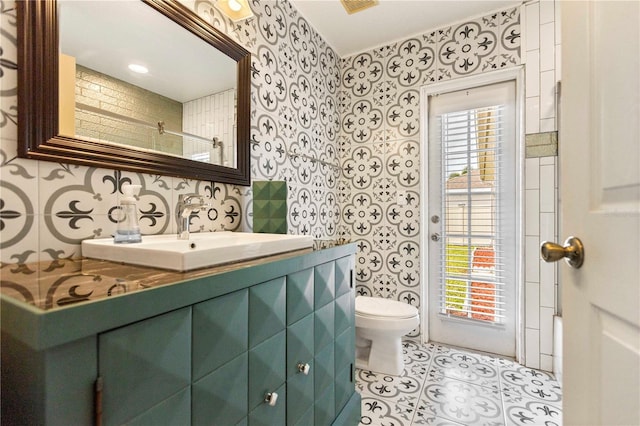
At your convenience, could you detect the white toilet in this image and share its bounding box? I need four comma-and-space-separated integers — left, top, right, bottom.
355, 296, 419, 376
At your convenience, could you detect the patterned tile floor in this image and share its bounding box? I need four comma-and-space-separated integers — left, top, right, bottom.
357, 340, 562, 426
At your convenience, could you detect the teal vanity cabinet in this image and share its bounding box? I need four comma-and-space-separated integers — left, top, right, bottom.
192, 289, 250, 425
334, 256, 356, 417
286, 268, 316, 425
248, 277, 287, 426
98, 307, 193, 425
1, 244, 360, 425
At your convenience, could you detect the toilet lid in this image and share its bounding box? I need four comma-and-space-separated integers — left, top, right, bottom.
356, 296, 418, 319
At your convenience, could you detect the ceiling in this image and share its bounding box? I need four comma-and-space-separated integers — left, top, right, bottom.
289, 0, 522, 57
59, 1, 236, 103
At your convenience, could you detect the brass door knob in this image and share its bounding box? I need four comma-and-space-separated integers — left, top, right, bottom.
540, 236, 585, 269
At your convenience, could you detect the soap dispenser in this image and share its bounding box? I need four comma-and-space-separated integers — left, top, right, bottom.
114, 184, 142, 244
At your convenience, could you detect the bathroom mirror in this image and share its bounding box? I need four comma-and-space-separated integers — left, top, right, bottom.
17, 0, 251, 185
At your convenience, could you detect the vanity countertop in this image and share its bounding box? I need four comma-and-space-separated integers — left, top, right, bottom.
1, 240, 356, 351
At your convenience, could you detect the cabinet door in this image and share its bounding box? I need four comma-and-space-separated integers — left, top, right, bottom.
249, 276, 287, 414
334, 256, 356, 418
98, 307, 191, 426
287, 268, 314, 326
192, 353, 248, 426
248, 382, 286, 426
286, 314, 314, 425
334, 327, 355, 415
192, 289, 249, 425
125, 388, 190, 426
314, 378, 335, 426
249, 277, 286, 348
334, 256, 352, 299
249, 330, 286, 411
314, 262, 335, 310
192, 289, 248, 380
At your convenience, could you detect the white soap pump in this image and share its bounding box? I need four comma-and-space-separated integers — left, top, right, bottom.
114, 184, 142, 244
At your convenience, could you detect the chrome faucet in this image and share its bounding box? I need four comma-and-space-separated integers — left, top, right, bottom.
177, 194, 209, 240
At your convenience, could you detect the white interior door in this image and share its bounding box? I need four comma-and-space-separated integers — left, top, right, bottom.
424, 70, 521, 357
559, 1, 640, 424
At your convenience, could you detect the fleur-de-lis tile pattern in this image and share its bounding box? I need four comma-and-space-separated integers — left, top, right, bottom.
1, 0, 520, 341
340, 8, 521, 335
0, 0, 341, 267
357, 340, 562, 425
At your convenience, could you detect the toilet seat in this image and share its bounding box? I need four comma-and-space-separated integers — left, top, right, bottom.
356, 296, 418, 319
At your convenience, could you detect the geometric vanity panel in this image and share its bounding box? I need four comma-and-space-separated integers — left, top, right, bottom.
192, 354, 248, 426
192, 289, 249, 381
335, 256, 352, 298
334, 292, 352, 337
314, 261, 336, 309
98, 307, 192, 425
286, 268, 315, 326
249, 277, 287, 348
286, 314, 315, 424
249, 331, 286, 411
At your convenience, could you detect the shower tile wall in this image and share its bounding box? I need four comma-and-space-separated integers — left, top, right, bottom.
183, 89, 235, 166
523, 0, 561, 134
522, 0, 560, 371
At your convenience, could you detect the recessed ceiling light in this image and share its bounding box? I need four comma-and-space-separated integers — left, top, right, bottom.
128, 64, 149, 74
228, 0, 242, 12
216, 0, 253, 21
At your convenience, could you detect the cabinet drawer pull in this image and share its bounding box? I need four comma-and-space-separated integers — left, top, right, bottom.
264, 391, 278, 406
297, 362, 311, 375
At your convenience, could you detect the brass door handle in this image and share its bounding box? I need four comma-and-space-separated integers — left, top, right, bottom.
540, 236, 585, 269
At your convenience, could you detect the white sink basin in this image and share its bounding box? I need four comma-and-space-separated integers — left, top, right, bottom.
81, 231, 314, 271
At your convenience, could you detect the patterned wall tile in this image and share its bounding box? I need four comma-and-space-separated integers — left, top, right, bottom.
384, 38, 435, 140
3, 0, 528, 348
251, 110, 289, 180
172, 178, 243, 233
0, 2, 17, 143
385, 86, 421, 141
497, 7, 522, 69
340, 7, 521, 338
288, 185, 318, 236
0, 153, 39, 264
342, 52, 385, 100
386, 139, 420, 191
38, 165, 129, 245
0, 0, 343, 264
439, 20, 498, 77
342, 98, 385, 145
354, 239, 384, 292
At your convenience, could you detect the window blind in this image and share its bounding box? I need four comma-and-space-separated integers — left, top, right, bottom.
438, 105, 505, 323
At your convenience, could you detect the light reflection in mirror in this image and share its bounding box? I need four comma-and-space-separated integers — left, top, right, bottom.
58, 0, 238, 168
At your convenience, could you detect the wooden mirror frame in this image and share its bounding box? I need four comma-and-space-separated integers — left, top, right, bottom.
17, 0, 251, 185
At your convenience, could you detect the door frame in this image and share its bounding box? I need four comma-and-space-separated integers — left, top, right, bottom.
419, 66, 525, 363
